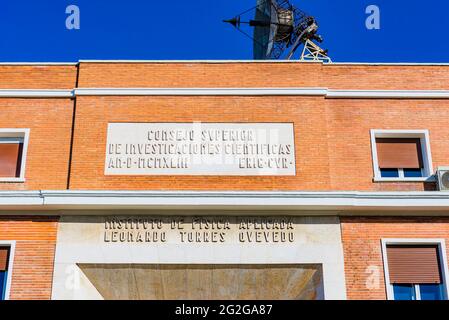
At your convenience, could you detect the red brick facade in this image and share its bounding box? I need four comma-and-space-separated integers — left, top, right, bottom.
78, 62, 449, 90
69, 96, 449, 192
0, 65, 77, 89
66, 62, 449, 191
341, 217, 449, 300
0, 98, 74, 191
0, 216, 58, 300
0, 61, 448, 300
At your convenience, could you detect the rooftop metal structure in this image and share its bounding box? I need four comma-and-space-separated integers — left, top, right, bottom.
224, 0, 331, 62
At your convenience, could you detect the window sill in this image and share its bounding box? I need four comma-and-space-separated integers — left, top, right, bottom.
0, 178, 25, 183
373, 176, 436, 183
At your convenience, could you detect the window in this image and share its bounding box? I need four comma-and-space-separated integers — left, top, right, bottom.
382, 240, 449, 300
0, 247, 10, 300
371, 130, 433, 181
0, 129, 30, 182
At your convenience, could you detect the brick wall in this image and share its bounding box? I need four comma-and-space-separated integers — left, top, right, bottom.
0, 65, 77, 89
67, 62, 449, 191
69, 95, 333, 190
0, 64, 76, 190
0, 216, 58, 300
0, 66, 73, 298
1, 62, 449, 301
340, 217, 449, 300
68, 96, 449, 191
0, 98, 74, 190
78, 62, 449, 90
325, 99, 449, 191
0, 62, 447, 191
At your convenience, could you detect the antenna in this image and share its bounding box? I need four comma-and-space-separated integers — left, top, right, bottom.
224, 0, 331, 62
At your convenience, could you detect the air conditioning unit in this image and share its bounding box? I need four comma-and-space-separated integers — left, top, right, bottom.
436, 167, 449, 191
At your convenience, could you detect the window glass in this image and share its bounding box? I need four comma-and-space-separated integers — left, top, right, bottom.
0, 137, 24, 178
0, 270, 6, 300
393, 284, 416, 300
0, 246, 9, 300
403, 168, 423, 178
420, 284, 444, 300
380, 168, 399, 178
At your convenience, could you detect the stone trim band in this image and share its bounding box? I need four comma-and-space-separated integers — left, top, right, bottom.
1, 190, 449, 212
2, 88, 449, 99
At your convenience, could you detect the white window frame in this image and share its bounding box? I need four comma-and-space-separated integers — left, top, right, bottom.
0, 129, 30, 182
370, 129, 434, 182
0, 240, 16, 300
381, 238, 449, 300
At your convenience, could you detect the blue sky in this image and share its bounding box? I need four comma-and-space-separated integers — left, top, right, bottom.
0, 0, 448, 62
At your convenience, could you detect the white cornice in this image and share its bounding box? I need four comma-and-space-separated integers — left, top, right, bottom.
327, 90, 449, 99
78, 60, 449, 66
1, 190, 449, 213
3, 60, 449, 66
74, 88, 449, 98
0, 191, 43, 206
74, 87, 327, 96
2, 60, 446, 66
2, 88, 449, 99
78, 60, 322, 64
0, 89, 74, 98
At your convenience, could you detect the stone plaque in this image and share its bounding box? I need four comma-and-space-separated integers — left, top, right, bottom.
103, 216, 296, 244
105, 123, 296, 175
52, 216, 347, 300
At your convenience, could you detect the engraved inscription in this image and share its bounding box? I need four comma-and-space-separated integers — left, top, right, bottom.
105, 123, 296, 176
103, 217, 295, 244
